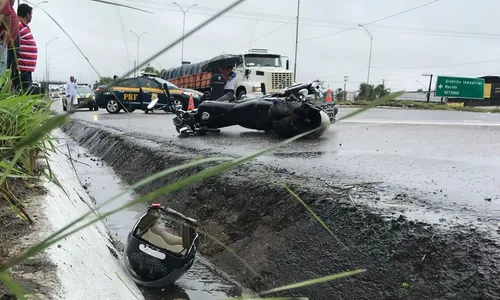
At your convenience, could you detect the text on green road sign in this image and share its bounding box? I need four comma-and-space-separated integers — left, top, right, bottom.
435, 76, 484, 99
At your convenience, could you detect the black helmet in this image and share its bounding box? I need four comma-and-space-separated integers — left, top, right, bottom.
123, 204, 199, 288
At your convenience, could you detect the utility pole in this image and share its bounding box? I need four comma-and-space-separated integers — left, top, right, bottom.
173, 2, 197, 64
358, 24, 373, 88
130, 30, 147, 76
343, 76, 349, 101
422, 73, 433, 103
293, 0, 300, 83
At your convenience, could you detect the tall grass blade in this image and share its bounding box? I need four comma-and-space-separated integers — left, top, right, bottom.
283, 184, 349, 251
117, 0, 247, 80
25, 3, 102, 78
114, 0, 131, 69
88, 0, 153, 13
115, 272, 140, 299
0, 151, 22, 188
0, 272, 27, 300
337, 91, 405, 122
258, 269, 366, 296
0, 156, 232, 271
9, 114, 68, 153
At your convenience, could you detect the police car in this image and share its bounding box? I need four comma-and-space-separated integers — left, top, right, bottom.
95, 73, 204, 114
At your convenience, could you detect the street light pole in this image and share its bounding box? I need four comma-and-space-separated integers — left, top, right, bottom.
45, 37, 58, 90
47, 52, 57, 85
422, 73, 433, 103
343, 76, 349, 101
129, 30, 147, 76
173, 2, 197, 64
293, 0, 300, 83
358, 24, 373, 88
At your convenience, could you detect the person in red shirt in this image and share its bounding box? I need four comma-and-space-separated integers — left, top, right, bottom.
0, 0, 19, 80
11, 3, 36, 93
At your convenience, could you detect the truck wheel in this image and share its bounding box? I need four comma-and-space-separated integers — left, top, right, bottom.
237, 89, 246, 100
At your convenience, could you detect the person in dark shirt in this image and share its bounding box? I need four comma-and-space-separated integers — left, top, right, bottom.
209, 67, 226, 100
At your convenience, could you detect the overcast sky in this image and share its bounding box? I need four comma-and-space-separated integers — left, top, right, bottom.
25, 0, 500, 91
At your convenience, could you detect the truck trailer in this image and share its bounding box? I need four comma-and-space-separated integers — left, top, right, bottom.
161, 49, 294, 100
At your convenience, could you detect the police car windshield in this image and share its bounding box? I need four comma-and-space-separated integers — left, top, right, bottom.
153, 77, 178, 88
77, 86, 92, 93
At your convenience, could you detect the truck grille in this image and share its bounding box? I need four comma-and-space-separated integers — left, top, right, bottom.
271, 72, 293, 90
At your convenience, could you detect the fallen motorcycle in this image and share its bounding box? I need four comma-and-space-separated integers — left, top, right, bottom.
172, 80, 338, 138
123, 203, 199, 289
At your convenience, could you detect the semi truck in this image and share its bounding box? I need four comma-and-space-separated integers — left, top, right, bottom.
161, 49, 294, 100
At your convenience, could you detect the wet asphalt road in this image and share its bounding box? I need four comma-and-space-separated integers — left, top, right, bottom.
59, 99, 500, 229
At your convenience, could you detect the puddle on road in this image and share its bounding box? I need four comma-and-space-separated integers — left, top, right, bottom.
63, 138, 242, 300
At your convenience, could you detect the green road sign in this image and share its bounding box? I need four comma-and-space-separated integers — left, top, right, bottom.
435, 76, 484, 99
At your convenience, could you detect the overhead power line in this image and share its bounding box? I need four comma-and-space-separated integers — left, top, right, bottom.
372, 59, 500, 70
118, 0, 500, 42
299, 0, 442, 43
236, 18, 296, 50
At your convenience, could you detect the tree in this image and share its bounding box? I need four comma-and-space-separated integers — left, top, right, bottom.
93, 76, 113, 89
373, 84, 390, 98
356, 83, 374, 100
355, 83, 391, 100
334, 88, 343, 101
141, 65, 161, 76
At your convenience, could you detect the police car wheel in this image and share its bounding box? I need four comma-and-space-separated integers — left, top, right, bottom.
106, 98, 120, 114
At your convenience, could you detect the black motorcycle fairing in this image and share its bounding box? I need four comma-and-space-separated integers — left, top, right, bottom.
269, 99, 324, 138
196, 97, 275, 130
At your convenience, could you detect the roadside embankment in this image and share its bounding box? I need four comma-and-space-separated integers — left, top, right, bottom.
1, 128, 144, 300
61, 118, 500, 300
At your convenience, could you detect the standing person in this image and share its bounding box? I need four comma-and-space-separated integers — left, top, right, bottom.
224, 65, 236, 96
65, 76, 77, 112
0, 0, 19, 78
209, 67, 226, 100
12, 3, 37, 93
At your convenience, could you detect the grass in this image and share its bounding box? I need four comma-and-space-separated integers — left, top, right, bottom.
337, 99, 500, 113
0, 73, 61, 223
0, 0, 406, 298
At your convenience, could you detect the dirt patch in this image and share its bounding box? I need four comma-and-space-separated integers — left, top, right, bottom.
0, 178, 59, 299
61, 118, 500, 300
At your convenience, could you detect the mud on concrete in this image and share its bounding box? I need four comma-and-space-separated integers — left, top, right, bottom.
61, 118, 500, 300
0, 179, 59, 299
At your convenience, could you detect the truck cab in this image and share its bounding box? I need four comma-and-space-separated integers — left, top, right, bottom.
233, 49, 294, 100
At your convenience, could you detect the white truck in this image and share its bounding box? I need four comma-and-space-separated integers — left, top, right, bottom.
162, 48, 295, 100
